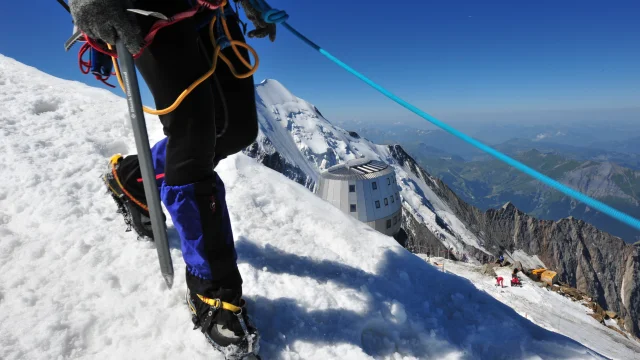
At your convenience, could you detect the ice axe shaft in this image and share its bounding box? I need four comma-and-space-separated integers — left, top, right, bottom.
56, 0, 70, 12
115, 39, 174, 289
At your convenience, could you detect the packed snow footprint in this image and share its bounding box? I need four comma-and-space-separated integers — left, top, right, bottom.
0, 54, 610, 359
31, 98, 60, 115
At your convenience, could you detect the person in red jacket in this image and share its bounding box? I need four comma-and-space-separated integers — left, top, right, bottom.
511, 274, 522, 287
495, 276, 504, 288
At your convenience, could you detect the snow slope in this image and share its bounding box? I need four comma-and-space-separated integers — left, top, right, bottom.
418, 256, 640, 360
252, 80, 490, 259
0, 54, 612, 359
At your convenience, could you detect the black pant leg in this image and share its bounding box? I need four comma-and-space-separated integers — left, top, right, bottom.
198, 9, 259, 162
129, 5, 243, 292
134, 15, 217, 186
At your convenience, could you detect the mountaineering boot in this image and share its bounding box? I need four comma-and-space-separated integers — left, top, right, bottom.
168, 176, 258, 359
187, 288, 260, 359
102, 154, 166, 240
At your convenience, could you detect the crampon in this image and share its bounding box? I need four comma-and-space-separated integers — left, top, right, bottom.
186, 289, 261, 360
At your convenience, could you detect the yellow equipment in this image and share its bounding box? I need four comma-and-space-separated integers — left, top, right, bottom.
541, 270, 559, 285
531, 268, 547, 276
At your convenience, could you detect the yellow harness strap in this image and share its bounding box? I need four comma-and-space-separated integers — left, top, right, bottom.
107, 154, 150, 212
197, 294, 242, 314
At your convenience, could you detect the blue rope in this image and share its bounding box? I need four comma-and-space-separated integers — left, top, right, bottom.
248, 0, 289, 24
214, 7, 235, 50
252, 4, 640, 232
263, 8, 289, 23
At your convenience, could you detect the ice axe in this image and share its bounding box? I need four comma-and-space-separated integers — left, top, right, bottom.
115, 39, 174, 289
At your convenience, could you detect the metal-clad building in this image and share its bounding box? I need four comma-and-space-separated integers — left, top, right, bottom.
316, 158, 402, 236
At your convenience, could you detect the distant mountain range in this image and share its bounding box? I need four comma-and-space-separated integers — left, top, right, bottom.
589, 136, 640, 155
493, 138, 640, 170
340, 123, 640, 170
414, 149, 640, 243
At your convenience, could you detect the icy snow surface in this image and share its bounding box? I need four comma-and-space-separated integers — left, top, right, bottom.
0, 54, 618, 359
418, 256, 640, 360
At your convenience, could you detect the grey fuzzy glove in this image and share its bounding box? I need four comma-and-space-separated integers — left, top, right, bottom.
69, 0, 144, 54
235, 0, 276, 42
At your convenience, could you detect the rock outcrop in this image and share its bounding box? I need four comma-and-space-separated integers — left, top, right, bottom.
481, 264, 498, 277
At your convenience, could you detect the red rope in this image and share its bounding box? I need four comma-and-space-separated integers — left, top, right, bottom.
96, 76, 116, 88
137, 173, 165, 183
78, 38, 116, 87
77, 2, 224, 87
197, 0, 226, 10
84, 35, 118, 57
140, 7, 201, 56
78, 42, 92, 74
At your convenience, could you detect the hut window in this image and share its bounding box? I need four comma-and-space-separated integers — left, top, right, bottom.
349, 185, 355, 193
384, 198, 389, 206
350, 204, 356, 212
393, 216, 397, 225
387, 178, 391, 185
372, 181, 377, 190
375, 200, 380, 208
390, 196, 394, 203
386, 219, 391, 229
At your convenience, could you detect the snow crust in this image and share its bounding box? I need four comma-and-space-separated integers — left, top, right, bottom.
0, 54, 616, 359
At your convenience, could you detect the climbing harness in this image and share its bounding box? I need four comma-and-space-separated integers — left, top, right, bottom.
113, 0, 258, 116
67, 0, 259, 116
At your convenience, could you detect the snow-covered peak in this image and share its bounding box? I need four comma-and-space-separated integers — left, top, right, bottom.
253, 77, 383, 176
256, 78, 298, 105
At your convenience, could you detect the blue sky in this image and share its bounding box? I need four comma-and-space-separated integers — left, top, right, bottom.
2, 0, 639, 126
